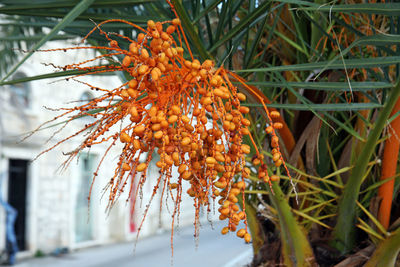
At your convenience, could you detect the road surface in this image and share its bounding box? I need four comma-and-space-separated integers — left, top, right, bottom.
16, 221, 252, 267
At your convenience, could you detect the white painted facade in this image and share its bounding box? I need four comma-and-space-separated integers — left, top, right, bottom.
0, 40, 205, 257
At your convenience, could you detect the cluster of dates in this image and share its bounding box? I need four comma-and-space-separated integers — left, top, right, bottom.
36, 17, 287, 243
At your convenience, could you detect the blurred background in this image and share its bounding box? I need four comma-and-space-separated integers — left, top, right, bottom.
2, 0, 399, 266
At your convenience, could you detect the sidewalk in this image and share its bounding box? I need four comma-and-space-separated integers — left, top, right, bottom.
13, 222, 252, 267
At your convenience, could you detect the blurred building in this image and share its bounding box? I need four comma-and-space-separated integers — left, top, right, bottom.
0, 41, 199, 259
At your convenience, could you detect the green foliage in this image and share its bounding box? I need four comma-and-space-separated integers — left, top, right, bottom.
365, 227, 400, 267
332, 81, 400, 254
268, 182, 315, 266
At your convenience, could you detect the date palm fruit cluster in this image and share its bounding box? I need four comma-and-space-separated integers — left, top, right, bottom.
35, 16, 289, 243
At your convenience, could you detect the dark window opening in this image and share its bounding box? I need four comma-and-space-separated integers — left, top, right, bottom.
8, 159, 29, 251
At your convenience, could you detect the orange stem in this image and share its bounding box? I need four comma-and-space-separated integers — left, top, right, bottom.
378, 95, 400, 229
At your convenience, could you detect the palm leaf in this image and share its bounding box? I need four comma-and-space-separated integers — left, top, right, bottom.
1, 0, 97, 82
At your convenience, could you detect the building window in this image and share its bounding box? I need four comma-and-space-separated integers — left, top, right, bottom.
75, 154, 96, 243
9, 72, 31, 108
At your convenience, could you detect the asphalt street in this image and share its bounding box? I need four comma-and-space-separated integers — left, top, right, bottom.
16, 221, 252, 267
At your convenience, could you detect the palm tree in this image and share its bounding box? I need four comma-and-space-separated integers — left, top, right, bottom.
1, 0, 400, 266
